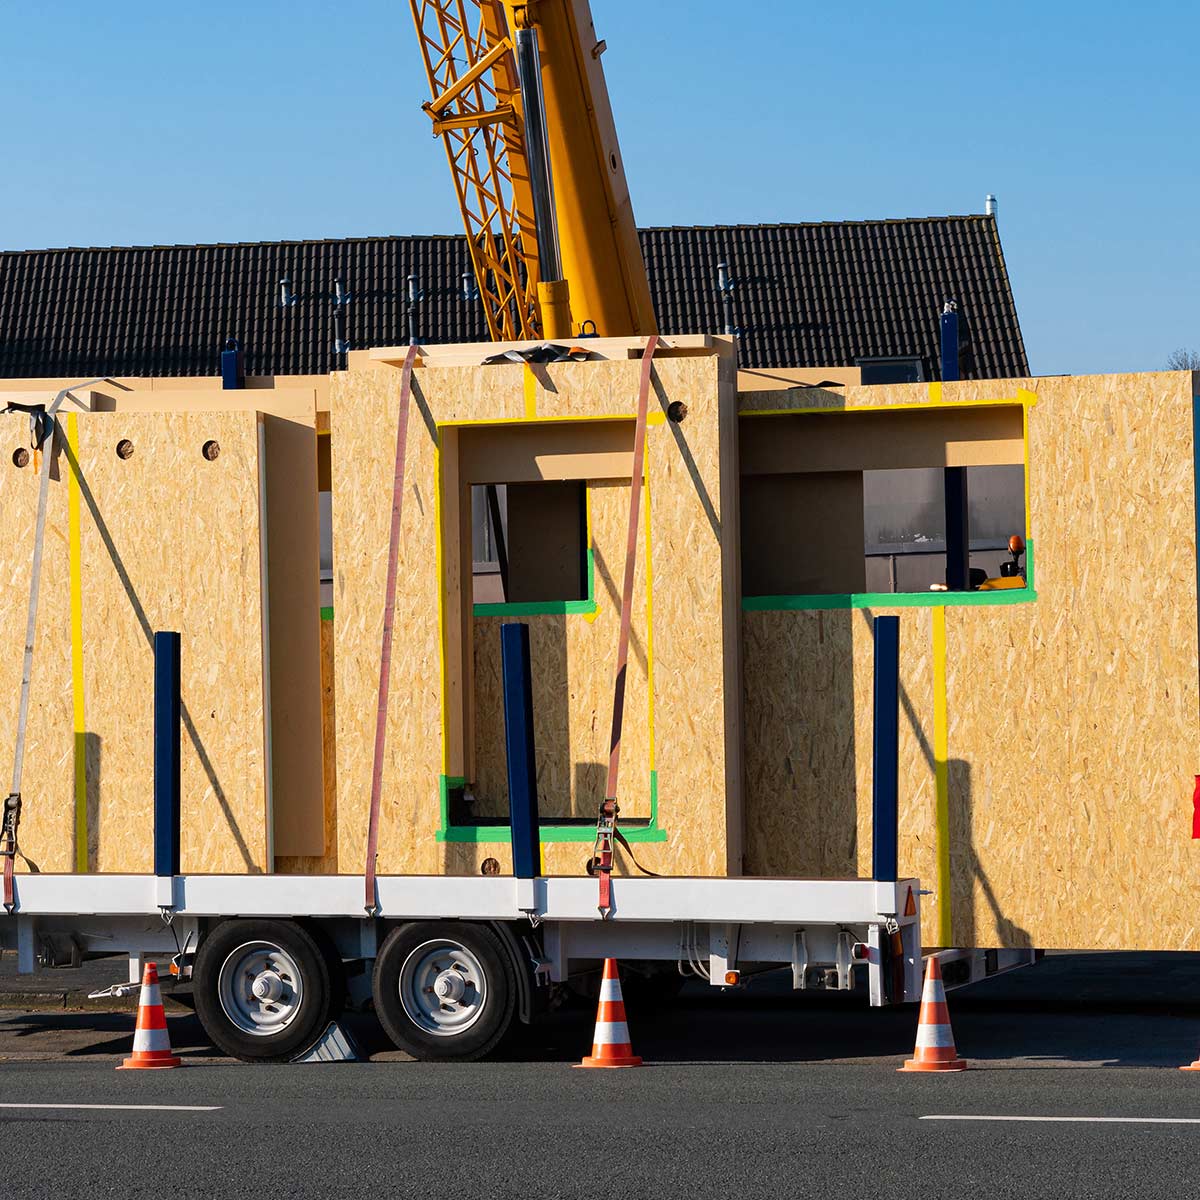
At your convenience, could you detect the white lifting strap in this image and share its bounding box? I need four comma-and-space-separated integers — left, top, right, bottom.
4, 381, 106, 913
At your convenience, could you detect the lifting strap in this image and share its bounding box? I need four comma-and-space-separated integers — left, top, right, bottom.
364, 344, 419, 915
591, 335, 659, 918
3, 384, 97, 913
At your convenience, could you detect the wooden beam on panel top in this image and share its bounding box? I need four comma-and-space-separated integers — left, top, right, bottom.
368, 333, 728, 368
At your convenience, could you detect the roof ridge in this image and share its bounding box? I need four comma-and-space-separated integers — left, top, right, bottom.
0, 232, 467, 257
637, 215, 993, 233
1, 214, 996, 257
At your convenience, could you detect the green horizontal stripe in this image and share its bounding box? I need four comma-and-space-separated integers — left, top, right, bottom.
474, 599, 598, 617
436, 823, 667, 844
319, 606, 334, 622
742, 587, 1036, 612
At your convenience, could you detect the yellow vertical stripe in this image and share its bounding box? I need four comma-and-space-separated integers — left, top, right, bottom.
643, 452, 655, 771
433, 440, 452, 776
932, 606, 951, 946
928, 381, 944, 404
66, 414, 87, 874
523, 366, 537, 419
1022, 403, 1032, 542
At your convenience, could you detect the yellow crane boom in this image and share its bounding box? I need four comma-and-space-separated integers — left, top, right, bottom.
410, 0, 657, 340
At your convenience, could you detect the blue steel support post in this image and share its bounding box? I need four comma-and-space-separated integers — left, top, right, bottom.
153, 631, 182, 879
940, 303, 960, 383
221, 337, 244, 390
501, 623, 540, 878
944, 466, 970, 590
940, 301, 970, 589
872, 616, 900, 882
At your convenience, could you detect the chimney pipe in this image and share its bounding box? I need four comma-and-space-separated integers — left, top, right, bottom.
985, 194, 997, 217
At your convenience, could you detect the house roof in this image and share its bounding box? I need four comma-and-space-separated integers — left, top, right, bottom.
0, 214, 1027, 380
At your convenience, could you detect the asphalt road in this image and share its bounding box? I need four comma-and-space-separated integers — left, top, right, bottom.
4, 953, 1200, 1198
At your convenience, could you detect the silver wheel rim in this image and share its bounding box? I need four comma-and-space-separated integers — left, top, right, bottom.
216, 940, 305, 1037
399, 939, 488, 1037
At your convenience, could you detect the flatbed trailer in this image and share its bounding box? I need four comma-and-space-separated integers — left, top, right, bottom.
0, 872, 925, 1061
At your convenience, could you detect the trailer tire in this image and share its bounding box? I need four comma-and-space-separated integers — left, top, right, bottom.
373, 922, 515, 1061
194, 919, 334, 1063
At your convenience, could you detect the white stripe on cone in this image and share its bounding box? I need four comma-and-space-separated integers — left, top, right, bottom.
922, 978, 946, 1004
599, 979, 622, 1002
593, 1021, 631, 1046
915, 1023, 957, 1050
132, 1026, 172, 1053
141, 984, 162, 1009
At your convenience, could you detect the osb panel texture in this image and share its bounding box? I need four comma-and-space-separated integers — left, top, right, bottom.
76, 413, 270, 873
0, 415, 74, 871
744, 372, 1200, 950
472, 482, 652, 822
331, 356, 734, 877
276, 617, 340, 874
742, 607, 935, 892
0, 412, 271, 875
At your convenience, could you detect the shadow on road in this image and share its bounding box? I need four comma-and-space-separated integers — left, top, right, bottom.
4, 952, 1200, 1069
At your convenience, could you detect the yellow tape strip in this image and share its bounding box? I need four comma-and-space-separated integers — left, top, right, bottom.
643, 450, 656, 771
928, 382, 943, 404
433, 440, 451, 775
932, 606, 951, 946
66, 414, 87, 873
523, 366, 537, 419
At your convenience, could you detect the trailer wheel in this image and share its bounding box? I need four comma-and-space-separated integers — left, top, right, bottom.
373, 922, 515, 1061
194, 919, 333, 1063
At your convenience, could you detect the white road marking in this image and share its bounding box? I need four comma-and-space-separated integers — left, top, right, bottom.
922, 1115, 1200, 1125
0, 1103, 221, 1113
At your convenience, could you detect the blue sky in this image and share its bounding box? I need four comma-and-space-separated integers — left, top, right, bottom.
1, 1, 1196, 376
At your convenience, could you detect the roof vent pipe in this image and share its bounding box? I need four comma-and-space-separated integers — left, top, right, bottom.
717, 261, 736, 338
407, 273, 423, 346
985, 194, 997, 217
332, 276, 351, 358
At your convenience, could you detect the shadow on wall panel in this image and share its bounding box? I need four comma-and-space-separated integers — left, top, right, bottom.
948, 759, 1033, 950
742, 608, 858, 878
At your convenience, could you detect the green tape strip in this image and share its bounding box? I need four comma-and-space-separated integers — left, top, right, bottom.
436, 772, 667, 844
320, 606, 334, 622
744, 541, 1037, 611
473, 548, 597, 617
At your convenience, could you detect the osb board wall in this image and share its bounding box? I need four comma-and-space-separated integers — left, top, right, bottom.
0, 416, 75, 872
743, 606, 936, 889
276, 616, 340, 874
470, 481, 653, 822
330, 350, 741, 877
742, 372, 1200, 950
0, 411, 272, 874
62, 388, 325, 866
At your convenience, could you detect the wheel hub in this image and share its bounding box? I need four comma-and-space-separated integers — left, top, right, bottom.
251, 971, 284, 1003
433, 969, 466, 1003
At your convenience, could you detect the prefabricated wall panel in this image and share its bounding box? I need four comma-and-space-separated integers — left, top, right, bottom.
0, 402, 324, 876
740, 372, 1200, 951
330, 345, 742, 878
85, 387, 326, 862
470, 481, 653, 826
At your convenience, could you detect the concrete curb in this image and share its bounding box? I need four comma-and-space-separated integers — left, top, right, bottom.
0, 990, 193, 1013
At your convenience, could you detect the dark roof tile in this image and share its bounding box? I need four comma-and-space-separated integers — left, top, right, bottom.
0, 216, 1026, 379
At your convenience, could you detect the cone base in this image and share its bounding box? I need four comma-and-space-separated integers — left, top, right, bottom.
1179, 1061, 1200, 1071
899, 1057, 968, 1072
576, 1054, 643, 1069
118, 1055, 182, 1070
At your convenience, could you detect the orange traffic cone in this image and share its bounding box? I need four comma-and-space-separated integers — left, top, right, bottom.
576, 958, 642, 1069
118, 962, 182, 1070
898, 956, 967, 1072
